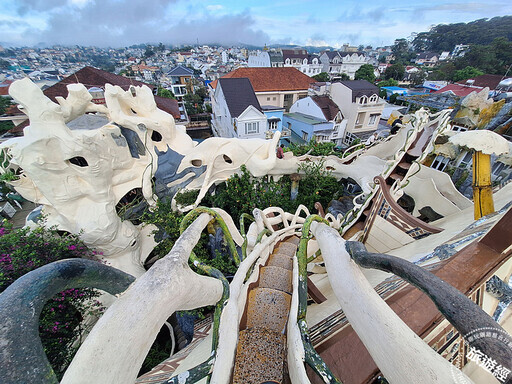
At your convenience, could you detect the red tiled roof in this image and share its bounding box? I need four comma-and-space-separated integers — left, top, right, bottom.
433, 84, 484, 97
456, 74, 511, 90
42, 66, 179, 118
0, 80, 14, 96
215, 67, 315, 92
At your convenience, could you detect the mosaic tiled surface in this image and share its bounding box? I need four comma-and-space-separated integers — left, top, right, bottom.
135, 316, 213, 384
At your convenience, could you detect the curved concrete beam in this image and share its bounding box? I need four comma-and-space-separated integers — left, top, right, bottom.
0, 258, 135, 384
346, 240, 512, 374
62, 213, 223, 384
311, 222, 472, 384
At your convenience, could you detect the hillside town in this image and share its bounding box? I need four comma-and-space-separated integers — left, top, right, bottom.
1, 13, 512, 384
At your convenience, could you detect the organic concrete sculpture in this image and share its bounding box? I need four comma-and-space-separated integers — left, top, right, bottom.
0, 79, 288, 276
346, 241, 512, 373
311, 222, 474, 384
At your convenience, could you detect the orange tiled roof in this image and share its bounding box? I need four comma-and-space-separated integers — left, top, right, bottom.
215, 67, 314, 92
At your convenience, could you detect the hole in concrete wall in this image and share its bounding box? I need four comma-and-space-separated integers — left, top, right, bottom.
151, 130, 163, 142
326, 166, 335, 171
116, 188, 146, 225
223, 154, 233, 164
130, 108, 137, 115
191, 159, 202, 167
68, 156, 88, 167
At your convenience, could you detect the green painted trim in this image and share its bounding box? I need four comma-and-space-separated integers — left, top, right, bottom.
307, 249, 322, 263
297, 215, 342, 384
299, 319, 342, 384
239, 213, 255, 260
180, 207, 241, 265
163, 354, 215, 384
256, 228, 272, 244
190, 252, 230, 351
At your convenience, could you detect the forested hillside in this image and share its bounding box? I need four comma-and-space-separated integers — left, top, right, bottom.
412, 16, 512, 52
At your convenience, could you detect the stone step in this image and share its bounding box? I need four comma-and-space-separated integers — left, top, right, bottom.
232, 328, 286, 384
246, 288, 291, 333
285, 236, 300, 246
259, 266, 293, 294
275, 242, 297, 255
267, 253, 293, 270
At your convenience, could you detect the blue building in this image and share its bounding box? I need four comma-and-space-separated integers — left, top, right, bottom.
282, 112, 333, 144
261, 106, 285, 142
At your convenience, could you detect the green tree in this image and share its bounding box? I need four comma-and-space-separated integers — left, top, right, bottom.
144, 45, 155, 58
156, 87, 175, 99
384, 63, 405, 81
409, 70, 427, 86
392, 38, 414, 64
355, 64, 376, 82
452, 66, 484, 82
313, 72, 330, 82
0, 59, 9, 69
377, 79, 399, 87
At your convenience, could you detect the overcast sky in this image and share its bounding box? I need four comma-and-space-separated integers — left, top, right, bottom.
1, 0, 511, 48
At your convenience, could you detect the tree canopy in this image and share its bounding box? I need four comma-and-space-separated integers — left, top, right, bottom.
384, 63, 405, 81
452, 66, 484, 82
355, 64, 376, 83
412, 16, 512, 53
313, 72, 330, 82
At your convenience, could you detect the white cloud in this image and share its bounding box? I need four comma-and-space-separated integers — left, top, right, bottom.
206, 4, 224, 11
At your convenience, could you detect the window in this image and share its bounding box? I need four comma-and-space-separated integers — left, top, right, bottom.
267, 97, 271, 101
268, 120, 278, 130
358, 96, 368, 104
302, 131, 308, 141
245, 122, 259, 134
273, 97, 276, 101
459, 152, 473, 168
492, 162, 508, 176
356, 112, 365, 125
431, 155, 450, 171
452, 125, 468, 132
343, 132, 358, 146
369, 94, 378, 103
369, 114, 380, 126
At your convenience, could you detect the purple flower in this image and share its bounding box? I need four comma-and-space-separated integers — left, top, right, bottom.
67, 245, 77, 251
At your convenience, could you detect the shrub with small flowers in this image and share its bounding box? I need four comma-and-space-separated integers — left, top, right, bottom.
0, 220, 104, 379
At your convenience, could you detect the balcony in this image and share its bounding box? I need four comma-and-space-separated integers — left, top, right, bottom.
281, 129, 291, 138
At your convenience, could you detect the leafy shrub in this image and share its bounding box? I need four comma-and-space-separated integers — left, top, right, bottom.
0, 221, 103, 379
174, 189, 200, 207
286, 139, 337, 157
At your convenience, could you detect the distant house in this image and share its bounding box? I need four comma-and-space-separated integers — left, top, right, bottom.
319, 51, 368, 80
330, 80, 384, 146
285, 95, 345, 144
249, 50, 285, 68
210, 78, 267, 139
166, 66, 194, 101
209, 67, 314, 112
298, 55, 323, 77
456, 74, 512, 94
439, 51, 450, 61
282, 49, 309, 68
6, 66, 180, 136
414, 52, 439, 67
452, 44, 469, 58
434, 84, 484, 98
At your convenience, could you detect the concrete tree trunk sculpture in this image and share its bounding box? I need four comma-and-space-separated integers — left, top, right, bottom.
449, 130, 509, 219
311, 222, 473, 384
